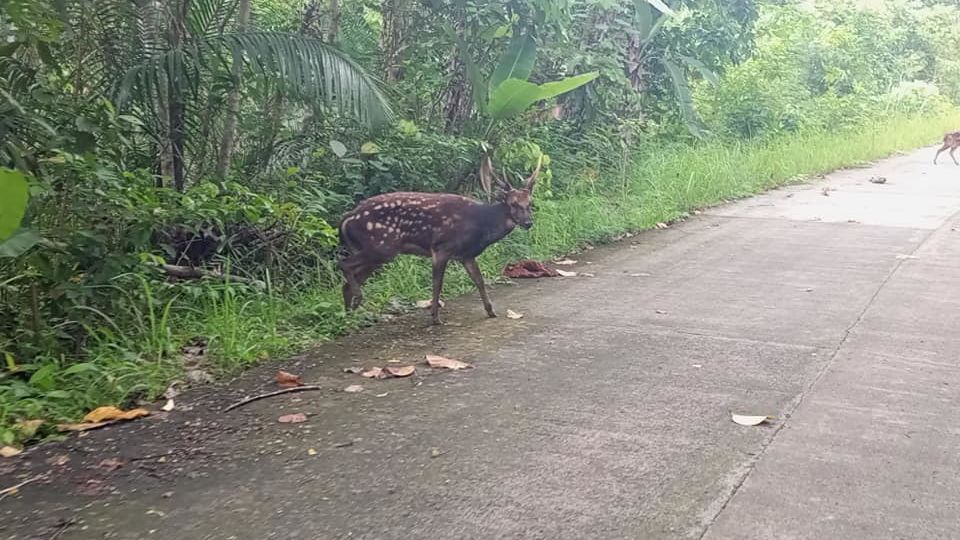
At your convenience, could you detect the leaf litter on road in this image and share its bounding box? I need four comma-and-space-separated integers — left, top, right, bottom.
731, 414, 773, 426
506, 309, 524, 319
275, 371, 304, 388
425, 355, 473, 370
344, 384, 364, 393
361, 365, 416, 379
278, 413, 308, 424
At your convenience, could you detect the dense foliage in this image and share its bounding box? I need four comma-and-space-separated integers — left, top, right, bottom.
2, 0, 960, 445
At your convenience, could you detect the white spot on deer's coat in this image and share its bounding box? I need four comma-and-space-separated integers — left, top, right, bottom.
366, 222, 374, 231
375, 222, 384, 229
363, 211, 369, 216
374, 205, 383, 210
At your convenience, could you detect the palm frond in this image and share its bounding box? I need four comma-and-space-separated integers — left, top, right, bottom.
214, 32, 394, 127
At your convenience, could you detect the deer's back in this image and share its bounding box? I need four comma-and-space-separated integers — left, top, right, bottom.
339, 192, 489, 257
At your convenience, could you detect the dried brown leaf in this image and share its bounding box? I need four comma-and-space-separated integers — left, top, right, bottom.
425, 355, 473, 371
275, 371, 304, 388
506, 309, 524, 319
97, 458, 125, 472
57, 421, 112, 432
344, 384, 364, 393
655, 222, 669, 229
0, 446, 21, 458
553, 259, 577, 266
342, 366, 363, 374
83, 406, 149, 423
161, 399, 175, 412
15, 419, 43, 439
385, 366, 415, 378
361, 367, 383, 378
278, 413, 308, 424
555, 269, 577, 277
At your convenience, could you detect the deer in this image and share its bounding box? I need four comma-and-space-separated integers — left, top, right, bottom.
337, 154, 542, 325
934, 131, 960, 165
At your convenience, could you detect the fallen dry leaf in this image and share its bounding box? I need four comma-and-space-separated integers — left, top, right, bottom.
308, 448, 318, 456
554, 259, 577, 266
415, 299, 444, 309
342, 366, 363, 374
83, 406, 149, 423
278, 413, 308, 424
361, 367, 383, 378
385, 365, 415, 378
57, 421, 112, 432
555, 269, 577, 277
344, 384, 364, 393
895, 254, 918, 260
506, 309, 524, 319
731, 414, 772, 426
375, 392, 389, 398
97, 458, 125, 472
868, 176, 887, 184
0, 446, 21, 458
425, 355, 473, 371
15, 419, 43, 439
502, 260, 560, 278
580, 272, 596, 278
161, 399, 175, 412
655, 222, 669, 229
275, 371, 304, 388
46, 455, 70, 467
655, 310, 667, 315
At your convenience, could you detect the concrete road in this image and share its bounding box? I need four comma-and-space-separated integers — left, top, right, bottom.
2, 147, 960, 540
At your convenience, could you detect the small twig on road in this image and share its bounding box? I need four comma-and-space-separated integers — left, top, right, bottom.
223, 385, 322, 412
0, 474, 47, 502
48, 515, 77, 540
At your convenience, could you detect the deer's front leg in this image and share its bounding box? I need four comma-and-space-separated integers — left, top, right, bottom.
430, 251, 450, 325
463, 258, 495, 318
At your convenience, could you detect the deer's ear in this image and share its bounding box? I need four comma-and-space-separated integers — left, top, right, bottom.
525, 155, 543, 192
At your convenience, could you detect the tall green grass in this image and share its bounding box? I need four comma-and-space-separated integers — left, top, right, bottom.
2, 111, 956, 444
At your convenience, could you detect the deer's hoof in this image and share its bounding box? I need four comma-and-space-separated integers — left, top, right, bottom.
486, 310, 497, 318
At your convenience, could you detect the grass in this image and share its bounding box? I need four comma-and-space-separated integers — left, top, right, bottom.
2, 110, 957, 446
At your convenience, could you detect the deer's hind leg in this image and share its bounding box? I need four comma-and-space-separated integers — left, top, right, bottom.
950, 145, 959, 166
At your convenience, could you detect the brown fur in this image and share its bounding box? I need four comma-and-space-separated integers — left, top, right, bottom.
338, 156, 542, 324
934, 131, 960, 165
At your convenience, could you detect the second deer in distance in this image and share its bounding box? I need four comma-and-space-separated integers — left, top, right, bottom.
934, 130, 960, 165
338, 154, 542, 325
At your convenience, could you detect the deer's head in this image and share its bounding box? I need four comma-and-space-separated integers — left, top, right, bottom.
480, 154, 542, 229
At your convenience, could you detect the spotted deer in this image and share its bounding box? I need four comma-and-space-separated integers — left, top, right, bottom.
338, 155, 542, 325
934, 131, 960, 165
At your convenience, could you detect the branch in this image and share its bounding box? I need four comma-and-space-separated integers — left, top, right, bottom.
223, 385, 322, 412
161, 264, 266, 288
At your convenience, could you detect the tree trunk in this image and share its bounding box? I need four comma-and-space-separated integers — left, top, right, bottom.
325, 0, 340, 44
442, 19, 471, 134
380, 0, 409, 83
215, 0, 251, 179
167, 0, 190, 192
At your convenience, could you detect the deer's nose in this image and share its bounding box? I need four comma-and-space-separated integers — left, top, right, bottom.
520, 220, 533, 229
